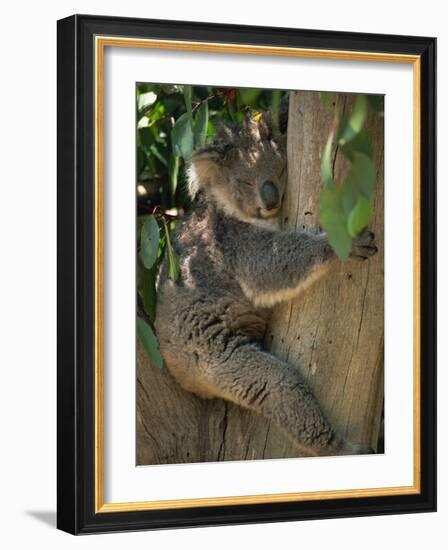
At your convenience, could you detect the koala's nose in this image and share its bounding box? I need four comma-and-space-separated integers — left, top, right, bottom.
261, 180, 280, 210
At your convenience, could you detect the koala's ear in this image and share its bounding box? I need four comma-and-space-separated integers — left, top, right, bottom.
187, 144, 229, 198
241, 113, 269, 142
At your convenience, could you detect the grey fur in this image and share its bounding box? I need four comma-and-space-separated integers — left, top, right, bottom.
155, 116, 377, 456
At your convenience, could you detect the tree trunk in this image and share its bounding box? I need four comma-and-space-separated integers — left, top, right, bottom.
266, 91, 384, 452
137, 340, 298, 464
136, 90, 384, 465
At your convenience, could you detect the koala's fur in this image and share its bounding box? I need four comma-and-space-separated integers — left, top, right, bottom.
155, 116, 377, 456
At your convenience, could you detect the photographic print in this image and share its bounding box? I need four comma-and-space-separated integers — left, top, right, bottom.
57, 15, 435, 533
136, 84, 384, 466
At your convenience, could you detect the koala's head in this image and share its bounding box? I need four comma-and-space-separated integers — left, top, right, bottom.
187, 115, 287, 226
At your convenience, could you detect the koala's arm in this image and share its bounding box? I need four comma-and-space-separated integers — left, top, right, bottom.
227, 224, 335, 307
225, 223, 377, 307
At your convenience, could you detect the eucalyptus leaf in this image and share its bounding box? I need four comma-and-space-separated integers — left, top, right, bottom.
139, 127, 154, 149
338, 95, 368, 144
137, 91, 157, 119
321, 133, 335, 187
341, 178, 357, 219
238, 88, 262, 107
166, 238, 180, 281
162, 219, 180, 282
348, 152, 376, 199
183, 85, 192, 118
137, 317, 164, 369
347, 196, 372, 237
137, 84, 160, 95
169, 155, 180, 201
194, 101, 209, 147
341, 128, 373, 160
171, 112, 194, 160
139, 215, 160, 270
206, 119, 215, 144
320, 187, 351, 261
149, 144, 168, 167
234, 111, 245, 123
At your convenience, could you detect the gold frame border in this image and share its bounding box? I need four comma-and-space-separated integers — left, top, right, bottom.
94, 36, 422, 514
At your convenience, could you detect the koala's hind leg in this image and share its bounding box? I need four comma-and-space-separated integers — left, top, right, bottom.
203, 343, 372, 456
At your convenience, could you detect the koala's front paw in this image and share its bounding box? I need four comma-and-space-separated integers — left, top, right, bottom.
350, 230, 378, 261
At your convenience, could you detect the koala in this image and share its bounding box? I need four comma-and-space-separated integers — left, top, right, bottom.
154, 115, 378, 457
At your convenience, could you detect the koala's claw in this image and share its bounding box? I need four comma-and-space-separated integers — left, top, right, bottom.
350, 230, 378, 261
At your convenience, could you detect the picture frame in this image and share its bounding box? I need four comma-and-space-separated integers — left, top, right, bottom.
57, 14, 436, 534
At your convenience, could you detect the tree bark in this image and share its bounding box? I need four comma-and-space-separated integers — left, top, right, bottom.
136, 90, 384, 465
137, 341, 297, 464
266, 91, 384, 452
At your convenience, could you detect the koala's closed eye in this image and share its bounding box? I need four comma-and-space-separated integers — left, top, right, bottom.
187, 115, 287, 225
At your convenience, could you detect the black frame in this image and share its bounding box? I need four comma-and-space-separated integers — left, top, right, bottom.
57, 14, 437, 534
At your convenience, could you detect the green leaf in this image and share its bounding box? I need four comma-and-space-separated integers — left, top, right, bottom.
194, 101, 209, 147
139, 215, 160, 269
341, 178, 357, 219
166, 237, 180, 281
137, 83, 160, 96
205, 119, 215, 144
162, 218, 180, 281
320, 187, 351, 261
169, 155, 180, 201
146, 102, 166, 125
338, 95, 368, 144
149, 144, 168, 167
137, 91, 158, 119
183, 85, 193, 118
347, 196, 372, 237
321, 133, 335, 187
341, 128, 373, 160
270, 90, 282, 134
367, 95, 384, 113
139, 127, 154, 149
238, 88, 262, 107
348, 152, 376, 199
137, 317, 164, 369
171, 112, 194, 160
234, 111, 245, 123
